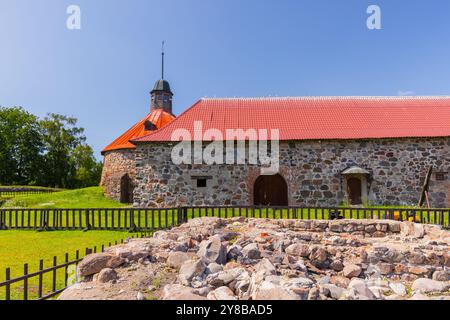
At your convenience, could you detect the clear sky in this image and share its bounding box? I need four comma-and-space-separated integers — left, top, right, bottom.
1, 0, 450, 158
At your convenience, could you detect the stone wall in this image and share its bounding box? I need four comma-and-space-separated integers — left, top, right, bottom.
133, 137, 450, 208
101, 149, 136, 202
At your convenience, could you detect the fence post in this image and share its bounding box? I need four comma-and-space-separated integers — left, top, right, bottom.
64, 253, 69, 286
41, 210, 45, 230
179, 207, 184, 223
5, 267, 11, 300
38, 260, 43, 299
45, 209, 50, 230
39, 210, 48, 231
85, 209, 92, 230
177, 208, 182, 226
52, 256, 57, 293
130, 209, 136, 232
23, 263, 28, 301
181, 207, 188, 223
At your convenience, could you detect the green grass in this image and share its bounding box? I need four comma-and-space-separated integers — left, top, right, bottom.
0, 230, 136, 300
1, 187, 128, 209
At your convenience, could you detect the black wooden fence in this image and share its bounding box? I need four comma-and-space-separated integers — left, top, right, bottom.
182, 206, 450, 229
0, 189, 60, 198
0, 206, 449, 232
0, 234, 150, 300
0, 208, 183, 232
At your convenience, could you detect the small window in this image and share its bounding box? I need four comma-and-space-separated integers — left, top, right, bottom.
144, 120, 156, 131
197, 179, 207, 188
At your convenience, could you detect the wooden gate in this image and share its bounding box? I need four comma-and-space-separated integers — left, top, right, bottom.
254, 174, 288, 206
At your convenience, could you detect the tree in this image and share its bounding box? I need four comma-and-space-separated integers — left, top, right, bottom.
39, 113, 86, 188
0, 107, 44, 185
71, 144, 103, 188
0, 108, 102, 188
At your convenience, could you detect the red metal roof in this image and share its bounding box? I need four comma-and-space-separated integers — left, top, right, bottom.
132, 97, 450, 143
102, 109, 175, 154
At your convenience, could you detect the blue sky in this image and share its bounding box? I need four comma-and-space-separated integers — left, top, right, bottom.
1, 0, 450, 158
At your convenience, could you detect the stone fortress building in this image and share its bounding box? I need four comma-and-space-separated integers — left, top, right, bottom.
101, 72, 450, 208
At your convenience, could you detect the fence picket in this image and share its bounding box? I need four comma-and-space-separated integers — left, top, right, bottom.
5, 268, 10, 301
52, 257, 57, 293
23, 263, 28, 301
38, 260, 43, 299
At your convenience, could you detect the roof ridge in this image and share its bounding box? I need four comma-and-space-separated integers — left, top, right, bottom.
200, 96, 450, 101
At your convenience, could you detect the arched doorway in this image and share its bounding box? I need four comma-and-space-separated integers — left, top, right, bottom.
342, 166, 370, 206
253, 174, 288, 206
120, 174, 133, 204
347, 177, 362, 205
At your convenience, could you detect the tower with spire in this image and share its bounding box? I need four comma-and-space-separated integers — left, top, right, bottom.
150, 41, 174, 115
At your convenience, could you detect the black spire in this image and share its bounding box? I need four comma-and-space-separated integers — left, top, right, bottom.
150, 41, 173, 114
161, 41, 165, 80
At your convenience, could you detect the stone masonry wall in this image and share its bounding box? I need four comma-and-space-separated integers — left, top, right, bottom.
101, 149, 136, 201
133, 137, 449, 208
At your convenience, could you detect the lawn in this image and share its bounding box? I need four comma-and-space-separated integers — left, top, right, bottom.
1, 187, 128, 209
0, 230, 138, 300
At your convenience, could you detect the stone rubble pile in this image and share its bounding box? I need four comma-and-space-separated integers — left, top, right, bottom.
59, 218, 450, 300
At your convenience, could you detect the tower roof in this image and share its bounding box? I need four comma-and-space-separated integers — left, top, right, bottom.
102, 109, 175, 154
151, 79, 173, 95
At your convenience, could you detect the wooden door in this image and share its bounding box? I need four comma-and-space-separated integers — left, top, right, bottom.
254, 174, 288, 206
347, 177, 362, 205
120, 174, 133, 204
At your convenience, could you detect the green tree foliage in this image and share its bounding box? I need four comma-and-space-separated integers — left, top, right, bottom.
0, 107, 102, 188
0, 107, 44, 185
71, 145, 103, 188
39, 113, 85, 188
